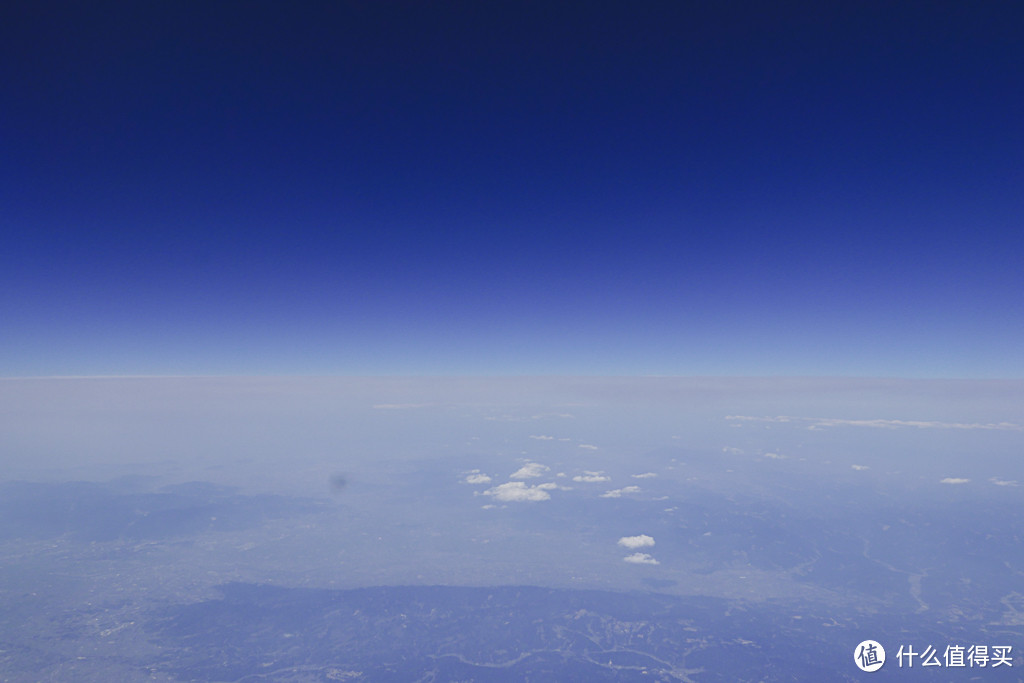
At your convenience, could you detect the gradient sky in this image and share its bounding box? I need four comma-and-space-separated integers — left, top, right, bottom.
3, 2, 1022, 377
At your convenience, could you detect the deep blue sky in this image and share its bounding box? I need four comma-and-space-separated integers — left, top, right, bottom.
3, 2, 1022, 377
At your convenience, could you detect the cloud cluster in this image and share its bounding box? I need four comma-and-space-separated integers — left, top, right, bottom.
578, 444, 598, 450
623, 553, 659, 565
573, 470, 610, 483
510, 462, 549, 479
991, 478, 1018, 486
483, 481, 557, 502
940, 477, 970, 485
463, 471, 492, 485
529, 435, 554, 440
618, 535, 655, 549
631, 472, 658, 479
601, 486, 640, 498
727, 415, 1021, 431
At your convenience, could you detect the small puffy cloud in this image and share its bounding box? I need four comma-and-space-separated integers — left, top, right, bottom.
623, 553, 660, 565
573, 470, 611, 483
579, 444, 598, 450
510, 462, 549, 479
618, 535, 655, 549
762, 452, 785, 459
722, 447, 744, 455
940, 478, 970, 485
631, 472, 658, 479
529, 435, 554, 440
991, 477, 1018, 486
851, 465, 870, 471
601, 486, 641, 498
483, 481, 552, 502
464, 473, 492, 485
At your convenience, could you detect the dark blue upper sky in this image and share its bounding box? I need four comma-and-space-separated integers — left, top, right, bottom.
3, 2, 1022, 377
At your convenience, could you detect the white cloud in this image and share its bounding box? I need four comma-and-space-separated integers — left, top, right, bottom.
579, 444, 598, 450
572, 470, 611, 483
510, 462, 549, 479
618, 535, 655, 549
991, 477, 1018, 486
727, 415, 1021, 431
940, 478, 970, 485
851, 465, 870, 471
483, 481, 552, 502
464, 473, 492, 484
722, 447, 744, 455
529, 435, 554, 440
601, 486, 641, 498
623, 553, 660, 565
631, 472, 658, 479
